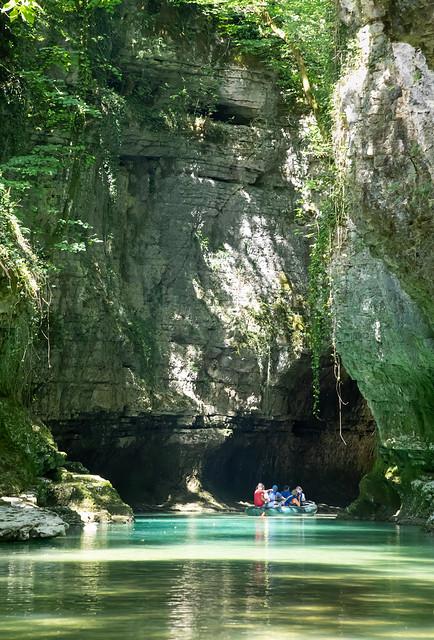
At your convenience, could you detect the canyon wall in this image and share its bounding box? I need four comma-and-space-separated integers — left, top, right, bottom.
8, 0, 433, 518
334, 0, 434, 524
26, 2, 373, 508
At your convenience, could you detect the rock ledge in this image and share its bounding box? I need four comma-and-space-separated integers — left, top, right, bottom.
0, 500, 68, 542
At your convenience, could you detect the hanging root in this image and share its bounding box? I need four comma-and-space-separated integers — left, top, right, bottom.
330, 303, 348, 445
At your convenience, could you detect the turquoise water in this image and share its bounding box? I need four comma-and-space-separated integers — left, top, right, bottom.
1, 515, 434, 639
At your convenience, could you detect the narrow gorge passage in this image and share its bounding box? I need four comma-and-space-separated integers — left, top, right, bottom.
1, 0, 434, 638
1, 0, 433, 539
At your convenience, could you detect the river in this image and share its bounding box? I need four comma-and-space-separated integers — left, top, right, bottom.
1, 515, 433, 639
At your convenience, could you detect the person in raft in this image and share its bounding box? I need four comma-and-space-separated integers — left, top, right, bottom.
279, 486, 304, 507
285, 490, 301, 507
295, 485, 306, 504
279, 485, 307, 506
254, 483, 269, 508
280, 485, 291, 501
266, 484, 283, 507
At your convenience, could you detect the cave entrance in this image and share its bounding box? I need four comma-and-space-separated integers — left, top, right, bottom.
51, 404, 375, 511
201, 417, 376, 507
49, 368, 375, 510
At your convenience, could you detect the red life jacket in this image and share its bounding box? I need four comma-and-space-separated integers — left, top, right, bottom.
254, 489, 265, 507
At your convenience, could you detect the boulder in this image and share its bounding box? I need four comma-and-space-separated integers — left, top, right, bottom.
38, 469, 134, 524
0, 502, 68, 542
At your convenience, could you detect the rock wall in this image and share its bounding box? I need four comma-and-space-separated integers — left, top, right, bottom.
334, 0, 434, 524
1, 0, 431, 520
25, 2, 374, 508
37, 18, 308, 421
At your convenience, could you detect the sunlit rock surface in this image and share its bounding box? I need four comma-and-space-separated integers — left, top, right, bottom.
37, 470, 134, 524
334, 0, 434, 524
0, 498, 67, 541
36, 66, 308, 419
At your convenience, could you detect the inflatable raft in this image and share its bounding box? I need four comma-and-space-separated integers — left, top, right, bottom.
245, 501, 318, 517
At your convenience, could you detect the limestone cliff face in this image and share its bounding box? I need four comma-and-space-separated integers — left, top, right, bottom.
2, 0, 431, 518
26, 2, 373, 508
334, 0, 434, 524
33, 6, 309, 423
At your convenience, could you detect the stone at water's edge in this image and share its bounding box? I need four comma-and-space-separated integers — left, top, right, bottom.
0, 501, 68, 541
37, 469, 134, 524
0, 467, 134, 542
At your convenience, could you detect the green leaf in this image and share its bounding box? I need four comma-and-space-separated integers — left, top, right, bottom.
20, 5, 35, 23
1, 0, 17, 12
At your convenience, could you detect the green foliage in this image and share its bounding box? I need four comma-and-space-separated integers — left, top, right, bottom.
194, 227, 210, 252
0, 398, 63, 494
1, 0, 121, 26
169, 0, 338, 128
0, 145, 63, 192
0, 181, 44, 399
306, 195, 335, 412
294, 126, 347, 415
52, 218, 103, 253
235, 282, 306, 363
0, 0, 124, 258
1, 0, 41, 25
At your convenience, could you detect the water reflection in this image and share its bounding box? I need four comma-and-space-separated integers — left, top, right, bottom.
0, 516, 433, 639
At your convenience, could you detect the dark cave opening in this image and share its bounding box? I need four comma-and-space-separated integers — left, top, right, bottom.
50, 386, 375, 511
208, 103, 256, 126
201, 419, 375, 507
49, 356, 375, 511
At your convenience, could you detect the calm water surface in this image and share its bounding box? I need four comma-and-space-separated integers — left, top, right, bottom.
1, 515, 434, 640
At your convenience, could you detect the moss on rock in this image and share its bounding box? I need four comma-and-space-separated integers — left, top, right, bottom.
0, 401, 134, 526
346, 458, 401, 521
38, 469, 133, 523
0, 398, 65, 495
346, 448, 434, 528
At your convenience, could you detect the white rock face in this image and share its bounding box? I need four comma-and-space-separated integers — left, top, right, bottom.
334, 3, 434, 433
0, 502, 68, 541
333, 0, 434, 523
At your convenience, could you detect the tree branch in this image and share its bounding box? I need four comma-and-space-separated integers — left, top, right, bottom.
261, 9, 326, 138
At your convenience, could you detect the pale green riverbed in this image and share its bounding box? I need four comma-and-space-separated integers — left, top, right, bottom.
1, 515, 434, 639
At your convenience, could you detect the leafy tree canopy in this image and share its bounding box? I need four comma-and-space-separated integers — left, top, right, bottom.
169, 0, 338, 134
